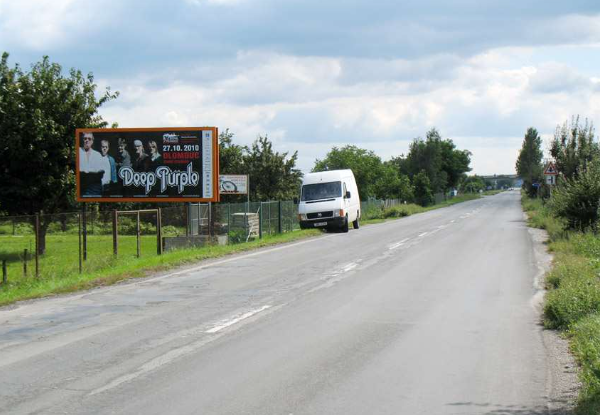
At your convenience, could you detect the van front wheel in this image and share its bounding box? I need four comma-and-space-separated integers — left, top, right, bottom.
342, 215, 349, 233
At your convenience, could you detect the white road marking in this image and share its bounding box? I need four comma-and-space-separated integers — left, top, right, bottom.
89, 304, 278, 396
388, 238, 410, 250
205, 305, 272, 334
309, 262, 361, 292
341, 263, 358, 273
418, 232, 428, 237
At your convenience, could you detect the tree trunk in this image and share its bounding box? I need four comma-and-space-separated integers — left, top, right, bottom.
60, 214, 68, 232
37, 216, 51, 256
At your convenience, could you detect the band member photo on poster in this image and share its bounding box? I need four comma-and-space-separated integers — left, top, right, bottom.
76, 128, 217, 202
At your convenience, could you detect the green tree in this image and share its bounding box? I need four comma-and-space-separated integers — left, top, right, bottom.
243, 135, 302, 201
373, 163, 414, 202
550, 116, 598, 181
0, 53, 117, 253
219, 128, 244, 175
515, 127, 544, 197
413, 170, 434, 206
400, 128, 471, 193
460, 175, 486, 193
313, 145, 384, 199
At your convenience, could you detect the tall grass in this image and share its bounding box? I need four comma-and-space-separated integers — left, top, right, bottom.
523, 195, 600, 413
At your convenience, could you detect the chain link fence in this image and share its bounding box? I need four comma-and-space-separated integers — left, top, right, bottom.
0, 195, 455, 286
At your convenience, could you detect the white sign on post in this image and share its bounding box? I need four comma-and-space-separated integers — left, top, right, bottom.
219, 175, 248, 195
544, 162, 558, 186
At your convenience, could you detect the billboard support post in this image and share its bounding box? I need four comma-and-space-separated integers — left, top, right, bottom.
82, 205, 87, 261
112, 210, 118, 257
34, 214, 39, 278
136, 211, 141, 258
78, 212, 82, 273
157, 208, 162, 255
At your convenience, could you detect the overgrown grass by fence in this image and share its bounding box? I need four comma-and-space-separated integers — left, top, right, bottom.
522, 196, 600, 414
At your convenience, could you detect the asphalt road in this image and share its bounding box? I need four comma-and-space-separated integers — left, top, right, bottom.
0, 191, 559, 414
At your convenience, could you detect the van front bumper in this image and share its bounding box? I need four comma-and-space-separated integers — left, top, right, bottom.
299, 217, 346, 229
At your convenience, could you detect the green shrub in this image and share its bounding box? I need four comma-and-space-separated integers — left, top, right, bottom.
550, 160, 600, 232
544, 269, 600, 329
383, 206, 411, 218
571, 313, 600, 414
161, 225, 181, 236
228, 229, 247, 244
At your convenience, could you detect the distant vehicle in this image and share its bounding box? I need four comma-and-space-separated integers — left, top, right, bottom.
297, 169, 360, 232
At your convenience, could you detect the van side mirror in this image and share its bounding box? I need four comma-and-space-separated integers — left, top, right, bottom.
293, 197, 299, 204
346, 191, 351, 199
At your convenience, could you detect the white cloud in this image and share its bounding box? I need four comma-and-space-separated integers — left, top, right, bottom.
98, 44, 600, 176
0, 0, 114, 51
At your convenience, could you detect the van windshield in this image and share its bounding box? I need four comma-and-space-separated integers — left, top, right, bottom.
301, 181, 342, 202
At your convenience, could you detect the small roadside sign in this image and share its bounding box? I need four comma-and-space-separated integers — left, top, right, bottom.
544, 162, 558, 175
219, 175, 248, 195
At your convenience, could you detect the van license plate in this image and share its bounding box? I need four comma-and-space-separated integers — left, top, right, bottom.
314, 222, 327, 227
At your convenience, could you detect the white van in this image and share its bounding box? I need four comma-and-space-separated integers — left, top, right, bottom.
297, 169, 361, 232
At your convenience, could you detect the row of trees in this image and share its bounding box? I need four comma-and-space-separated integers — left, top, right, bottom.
220, 127, 474, 206
312, 128, 472, 206
516, 116, 600, 231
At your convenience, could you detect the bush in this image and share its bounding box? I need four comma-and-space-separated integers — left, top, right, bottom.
550, 160, 600, 231
161, 225, 181, 236
544, 264, 600, 329
228, 229, 247, 244
383, 206, 411, 218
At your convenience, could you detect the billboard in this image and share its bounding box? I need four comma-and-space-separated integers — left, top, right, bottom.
76, 127, 219, 202
219, 175, 248, 195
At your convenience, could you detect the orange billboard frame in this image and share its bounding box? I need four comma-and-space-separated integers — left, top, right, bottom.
75, 127, 219, 203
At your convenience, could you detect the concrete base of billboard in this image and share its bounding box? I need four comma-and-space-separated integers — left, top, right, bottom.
162, 235, 228, 252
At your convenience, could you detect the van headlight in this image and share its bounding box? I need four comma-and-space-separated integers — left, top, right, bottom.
298, 214, 307, 221
334, 209, 345, 217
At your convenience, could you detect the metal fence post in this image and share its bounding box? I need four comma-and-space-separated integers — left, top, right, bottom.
34, 214, 39, 278
227, 203, 231, 245
113, 210, 118, 257
23, 249, 28, 277
82, 205, 87, 261
2, 260, 6, 284
136, 211, 141, 258
78, 212, 82, 274
269, 202, 273, 234
278, 201, 282, 233
157, 208, 163, 255
259, 203, 263, 239
185, 203, 190, 237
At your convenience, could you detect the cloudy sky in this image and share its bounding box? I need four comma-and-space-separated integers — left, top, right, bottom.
1, 0, 600, 175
